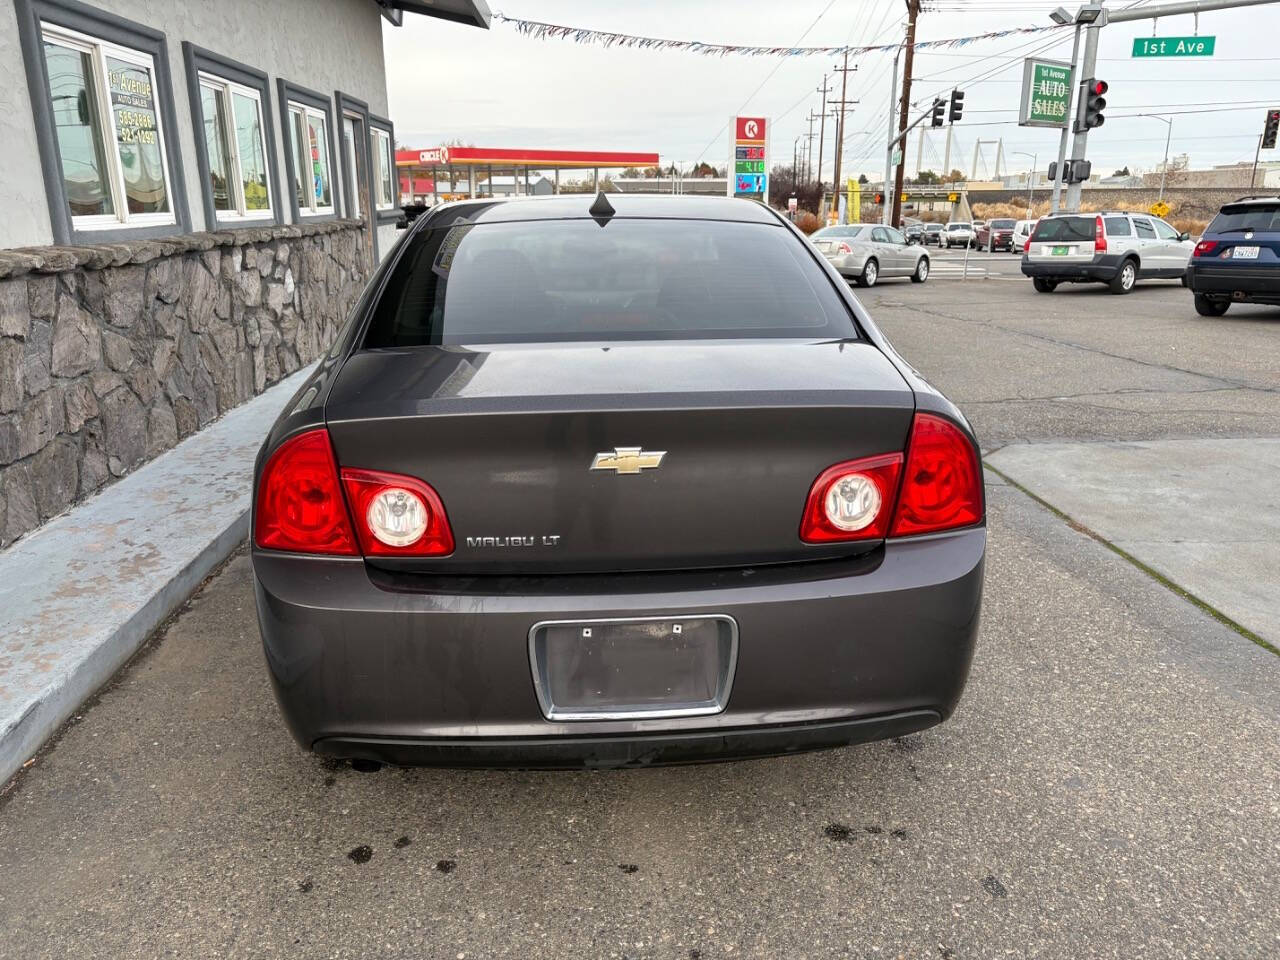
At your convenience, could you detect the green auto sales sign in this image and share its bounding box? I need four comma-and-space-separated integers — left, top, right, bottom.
1132, 36, 1216, 57
1019, 58, 1073, 129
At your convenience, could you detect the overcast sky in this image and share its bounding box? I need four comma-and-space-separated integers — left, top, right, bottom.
383, 0, 1280, 180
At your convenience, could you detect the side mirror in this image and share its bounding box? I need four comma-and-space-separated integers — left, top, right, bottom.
1178, 232, 1190, 242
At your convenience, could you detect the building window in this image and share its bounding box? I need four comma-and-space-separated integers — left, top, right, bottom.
40, 23, 175, 229
371, 128, 394, 209
288, 102, 334, 216
342, 115, 363, 218
196, 75, 271, 220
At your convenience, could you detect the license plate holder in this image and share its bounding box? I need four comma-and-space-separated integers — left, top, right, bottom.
1232, 245, 1260, 259
1052, 245, 1071, 256
528, 615, 738, 721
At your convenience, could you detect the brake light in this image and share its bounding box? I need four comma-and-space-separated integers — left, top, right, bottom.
800, 454, 903, 543
341, 469, 454, 556
890, 413, 984, 537
254, 429, 358, 555
1094, 215, 1107, 254
1193, 239, 1218, 257
838, 242, 853, 254
1024, 236, 1031, 254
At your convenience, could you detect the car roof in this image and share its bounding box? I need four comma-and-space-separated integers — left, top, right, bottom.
419, 193, 783, 226
1223, 195, 1280, 206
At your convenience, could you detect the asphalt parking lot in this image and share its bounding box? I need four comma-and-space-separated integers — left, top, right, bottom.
2, 273, 1278, 959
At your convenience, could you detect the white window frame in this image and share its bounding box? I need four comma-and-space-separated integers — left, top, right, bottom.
40, 21, 177, 231
288, 101, 335, 217
371, 127, 394, 210
197, 72, 272, 222
342, 113, 361, 219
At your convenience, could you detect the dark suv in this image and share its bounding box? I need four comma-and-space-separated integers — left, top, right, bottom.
1185, 196, 1280, 316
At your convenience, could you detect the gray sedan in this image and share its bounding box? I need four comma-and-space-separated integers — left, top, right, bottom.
810, 224, 930, 287
251, 194, 983, 769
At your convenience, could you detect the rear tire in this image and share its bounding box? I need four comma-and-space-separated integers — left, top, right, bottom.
1033, 278, 1058, 293
912, 257, 929, 283
1109, 258, 1138, 295
860, 258, 879, 288
1194, 293, 1230, 317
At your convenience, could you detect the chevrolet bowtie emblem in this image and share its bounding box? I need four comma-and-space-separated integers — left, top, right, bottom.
590, 446, 667, 475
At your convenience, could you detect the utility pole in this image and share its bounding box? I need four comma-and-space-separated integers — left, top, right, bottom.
831, 53, 856, 220
804, 112, 818, 183
890, 0, 922, 228
815, 75, 831, 186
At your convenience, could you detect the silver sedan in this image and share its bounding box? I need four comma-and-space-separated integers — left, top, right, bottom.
810, 224, 930, 287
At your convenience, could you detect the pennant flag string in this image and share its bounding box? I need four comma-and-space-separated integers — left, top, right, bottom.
492, 13, 1062, 58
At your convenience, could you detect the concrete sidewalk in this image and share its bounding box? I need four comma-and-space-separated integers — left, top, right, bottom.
0, 366, 313, 785
987, 438, 1280, 650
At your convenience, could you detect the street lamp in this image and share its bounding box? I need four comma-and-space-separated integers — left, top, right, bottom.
1134, 114, 1174, 201
1011, 151, 1038, 215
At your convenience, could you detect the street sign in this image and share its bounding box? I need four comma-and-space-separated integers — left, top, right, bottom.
728, 116, 769, 199
1019, 58, 1072, 128
1132, 36, 1215, 57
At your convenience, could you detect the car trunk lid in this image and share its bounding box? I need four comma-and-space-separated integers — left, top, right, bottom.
325, 340, 915, 574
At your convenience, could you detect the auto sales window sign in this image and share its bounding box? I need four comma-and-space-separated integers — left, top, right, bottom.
1018, 58, 1073, 128
729, 116, 768, 199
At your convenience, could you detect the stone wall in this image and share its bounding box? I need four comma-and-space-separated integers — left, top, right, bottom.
0, 221, 368, 547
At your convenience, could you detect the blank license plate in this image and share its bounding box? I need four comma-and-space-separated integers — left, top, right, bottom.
529, 615, 738, 721
1232, 245, 1260, 259
1052, 245, 1071, 256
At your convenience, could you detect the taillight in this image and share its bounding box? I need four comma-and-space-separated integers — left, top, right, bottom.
341, 469, 454, 556
838, 242, 853, 254
800, 454, 903, 543
1023, 236, 1031, 254
890, 413, 984, 537
1193, 239, 1218, 257
254, 429, 358, 555
1094, 215, 1107, 254
799, 413, 983, 544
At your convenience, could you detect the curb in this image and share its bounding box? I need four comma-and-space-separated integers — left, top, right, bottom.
0, 366, 313, 785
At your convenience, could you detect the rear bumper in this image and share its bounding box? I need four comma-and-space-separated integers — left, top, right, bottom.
1021, 255, 1119, 282
821, 252, 869, 276
1186, 262, 1280, 303
316, 710, 942, 769
253, 528, 985, 767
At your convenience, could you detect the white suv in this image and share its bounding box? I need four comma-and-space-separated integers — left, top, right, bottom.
943, 222, 975, 249
1020, 212, 1194, 294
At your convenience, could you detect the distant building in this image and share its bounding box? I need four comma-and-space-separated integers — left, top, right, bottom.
1142, 161, 1280, 190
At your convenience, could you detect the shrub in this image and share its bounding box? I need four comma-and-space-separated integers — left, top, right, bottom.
794, 210, 823, 234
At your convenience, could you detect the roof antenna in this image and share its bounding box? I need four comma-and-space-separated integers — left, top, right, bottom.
588, 190, 615, 225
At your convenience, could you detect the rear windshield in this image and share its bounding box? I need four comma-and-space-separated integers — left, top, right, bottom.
990, 219, 1015, 229
1032, 216, 1094, 242
1207, 203, 1280, 233
949, 223, 971, 229
363, 217, 855, 347
812, 225, 866, 238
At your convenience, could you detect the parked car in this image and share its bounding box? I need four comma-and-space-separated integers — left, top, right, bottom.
810, 223, 931, 287
1020, 211, 1194, 294
250, 194, 985, 769
976, 218, 1016, 252
922, 223, 945, 246
943, 222, 976, 249
904, 223, 926, 244
1011, 219, 1037, 253
1185, 195, 1280, 316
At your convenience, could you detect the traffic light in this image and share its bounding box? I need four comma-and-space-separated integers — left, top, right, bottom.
1068, 159, 1092, 184
873, 192, 885, 205
948, 88, 965, 123
1078, 78, 1107, 131
1263, 108, 1280, 150
931, 98, 946, 128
